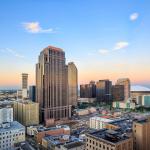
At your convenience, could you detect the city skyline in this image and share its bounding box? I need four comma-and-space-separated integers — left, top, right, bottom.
0, 0, 150, 89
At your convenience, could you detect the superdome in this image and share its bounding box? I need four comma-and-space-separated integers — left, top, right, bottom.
131, 85, 150, 92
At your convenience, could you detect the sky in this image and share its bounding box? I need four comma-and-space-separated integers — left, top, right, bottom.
0, 0, 150, 89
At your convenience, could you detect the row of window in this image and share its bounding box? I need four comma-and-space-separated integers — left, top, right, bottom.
0, 132, 24, 139
86, 144, 114, 150
86, 138, 114, 150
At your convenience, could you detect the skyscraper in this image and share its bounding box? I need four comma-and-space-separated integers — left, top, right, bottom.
116, 78, 130, 101
67, 62, 78, 106
22, 73, 28, 99
112, 85, 124, 101
36, 46, 71, 124
80, 81, 96, 98
96, 79, 112, 103
29, 85, 36, 102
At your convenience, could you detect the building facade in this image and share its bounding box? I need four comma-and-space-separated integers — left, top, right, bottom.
34, 125, 70, 144
80, 81, 96, 98
0, 121, 25, 150
22, 73, 28, 99
29, 85, 36, 102
86, 129, 133, 150
90, 116, 113, 129
133, 119, 150, 150
131, 85, 150, 102
13, 100, 39, 126
96, 80, 112, 103
116, 78, 130, 101
36, 46, 71, 124
0, 107, 13, 124
67, 62, 78, 106
112, 85, 124, 101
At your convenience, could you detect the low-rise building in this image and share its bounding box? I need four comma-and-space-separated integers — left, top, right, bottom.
35, 125, 70, 144
76, 109, 89, 116
75, 107, 97, 116
27, 126, 39, 136
90, 116, 113, 129
86, 129, 133, 150
112, 101, 135, 109
0, 121, 25, 150
78, 98, 96, 103
42, 135, 85, 150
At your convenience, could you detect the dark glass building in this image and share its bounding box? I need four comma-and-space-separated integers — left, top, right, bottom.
80, 81, 96, 98
111, 85, 124, 101
29, 85, 36, 102
96, 80, 112, 103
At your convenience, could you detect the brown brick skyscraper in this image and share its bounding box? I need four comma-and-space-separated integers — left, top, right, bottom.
36, 46, 71, 124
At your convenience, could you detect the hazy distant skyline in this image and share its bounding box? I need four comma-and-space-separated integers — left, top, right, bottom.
0, 0, 150, 89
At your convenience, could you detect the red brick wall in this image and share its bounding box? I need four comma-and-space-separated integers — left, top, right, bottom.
36, 128, 70, 143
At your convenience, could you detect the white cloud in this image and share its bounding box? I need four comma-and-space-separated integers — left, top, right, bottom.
130, 13, 139, 21
114, 41, 129, 50
22, 22, 54, 33
98, 49, 109, 55
0, 48, 25, 58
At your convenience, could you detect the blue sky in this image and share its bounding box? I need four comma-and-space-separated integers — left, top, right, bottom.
0, 0, 150, 89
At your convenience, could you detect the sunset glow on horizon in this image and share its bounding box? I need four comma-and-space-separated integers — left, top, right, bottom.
0, 0, 150, 88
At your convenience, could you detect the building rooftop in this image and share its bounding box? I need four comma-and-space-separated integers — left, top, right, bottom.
0, 100, 14, 108
43, 135, 82, 147
37, 125, 70, 132
0, 121, 25, 132
134, 118, 148, 124
63, 141, 85, 149
87, 128, 131, 144
108, 118, 133, 133
16, 141, 33, 150
90, 116, 113, 122
131, 85, 150, 92
16, 99, 38, 104
44, 45, 63, 52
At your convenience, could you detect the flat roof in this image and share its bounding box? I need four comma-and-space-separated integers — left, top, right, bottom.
37, 125, 69, 132
63, 141, 84, 149
108, 118, 133, 132
15, 99, 38, 104
43, 135, 81, 146
0, 121, 25, 132
87, 128, 131, 144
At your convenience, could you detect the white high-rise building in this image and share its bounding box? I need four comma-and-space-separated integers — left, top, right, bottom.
0, 107, 13, 124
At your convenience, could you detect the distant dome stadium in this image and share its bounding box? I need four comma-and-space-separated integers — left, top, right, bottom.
131, 85, 150, 99
131, 85, 150, 91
